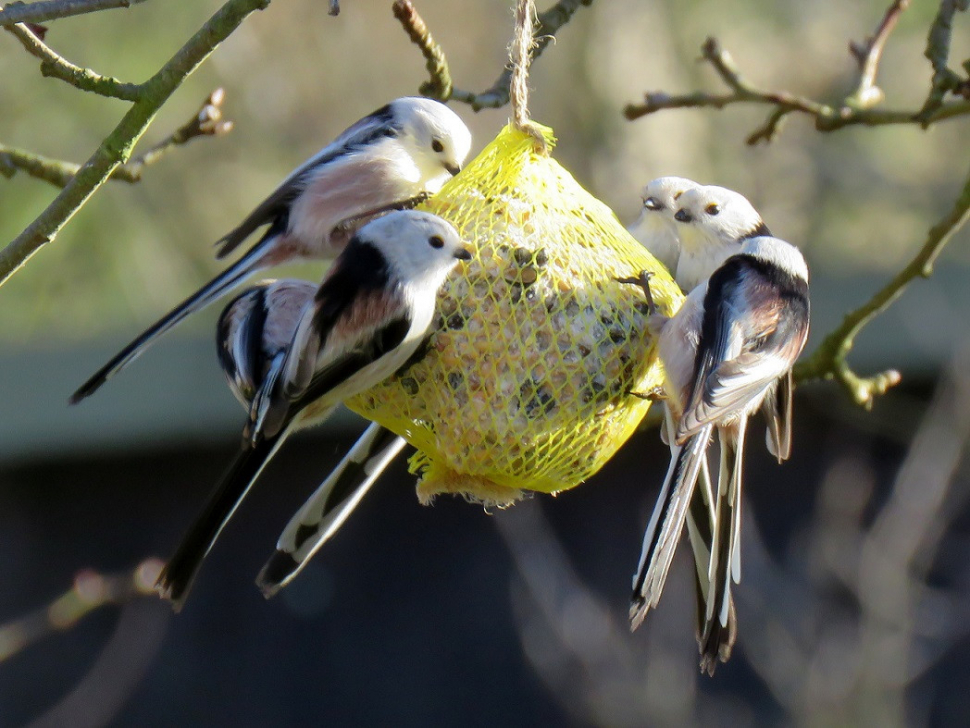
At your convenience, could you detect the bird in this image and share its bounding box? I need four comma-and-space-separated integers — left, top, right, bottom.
627, 176, 700, 274
671, 184, 771, 292
626, 236, 809, 672
257, 421, 406, 598
215, 281, 408, 598
154, 210, 472, 609
215, 278, 318, 411
626, 176, 748, 670
70, 96, 473, 404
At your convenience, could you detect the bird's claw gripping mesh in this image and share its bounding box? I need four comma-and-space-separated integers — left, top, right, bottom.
345, 123, 683, 506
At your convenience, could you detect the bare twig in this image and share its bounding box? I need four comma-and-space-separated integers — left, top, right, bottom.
919, 0, 970, 123
4, 21, 143, 100
624, 36, 970, 143
394, 0, 594, 111
794, 165, 970, 407
0, 145, 85, 186
846, 0, 910, 110
392, 0, 452, 100
0, 89, 233, 187
0, 0, 270, 288
0, 0, 146, 26
125, 87, 234, 178
0, 558, 162, 663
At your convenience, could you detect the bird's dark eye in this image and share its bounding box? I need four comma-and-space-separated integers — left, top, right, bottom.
705, 203, 721, 216
431, 139, 444, 153
429, 235, 445, 249
643, 197, 663, 211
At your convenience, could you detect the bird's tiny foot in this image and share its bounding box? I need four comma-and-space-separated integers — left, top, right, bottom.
615, 270, 657, 314
627, 385, 666, 402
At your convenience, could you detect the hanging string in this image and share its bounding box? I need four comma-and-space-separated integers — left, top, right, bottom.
509, 0, 549, 156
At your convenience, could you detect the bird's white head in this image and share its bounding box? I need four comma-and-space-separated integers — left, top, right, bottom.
739, 235, 809, 284
357, 209, 471, 289
673, 185, 768, 251
392, 97, 472, 193
640, 176, 700, 218
628, 176, 700, 271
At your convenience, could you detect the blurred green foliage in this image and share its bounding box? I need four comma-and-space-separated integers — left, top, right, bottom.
0, 0, 967, 346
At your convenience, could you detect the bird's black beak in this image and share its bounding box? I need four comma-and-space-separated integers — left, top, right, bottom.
674, 209, 692, 223
444, 162, 461, 177
454, 248, 473, 261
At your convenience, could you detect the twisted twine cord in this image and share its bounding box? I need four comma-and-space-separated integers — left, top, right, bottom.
510, 0, 549, 155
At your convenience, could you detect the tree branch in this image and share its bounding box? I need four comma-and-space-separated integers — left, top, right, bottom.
0, 0, 269, 288
846, 0, 910, 110
918, 0, 970, 122
0, 0, 146, 26
392, 0, 451, 100
4, 21, 144, 100
793, 165, 970, 407
624, 35, 970, 144
124, 87, 233, 177
0, 558, 162, 663
394, 0, 594, 111
0, 88, 232, 187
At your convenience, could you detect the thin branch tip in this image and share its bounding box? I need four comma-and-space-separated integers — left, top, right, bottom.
392, 0, 452, 100
626, 2, 968, 139
794, 166, 970, 407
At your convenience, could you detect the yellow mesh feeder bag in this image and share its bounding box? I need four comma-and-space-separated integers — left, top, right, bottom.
345, 123, 683, 506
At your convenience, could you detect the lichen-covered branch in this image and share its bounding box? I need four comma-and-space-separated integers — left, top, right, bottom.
394, 0, 594, 111
624, 36, 970, 144
0, 89, 232, 187
4, 21, 144, 100
0, 145, 85, 186
0, 0, 146, 26
0, 0, 269, 288
794, 166, 970, 407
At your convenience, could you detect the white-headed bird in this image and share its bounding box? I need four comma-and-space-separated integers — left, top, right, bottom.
71, 97, 472, 403
625, 235, 809, 673
627, 176, 700, 274
155, 210, 471, 608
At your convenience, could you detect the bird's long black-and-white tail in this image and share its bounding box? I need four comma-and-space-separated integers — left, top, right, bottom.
70, 241, 277, 404
684, 448, 738, 674
631, 422, 713, 630
156, 429, 289, 610
646, 409, 737, 672
257, 423, 406, 597
701, 420, 748, 655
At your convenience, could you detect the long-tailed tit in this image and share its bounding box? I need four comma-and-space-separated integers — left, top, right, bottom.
215, 283, 407, 598
70, 96, 472, 404
216, 278, 318, 409
155, 210, 471, 608
627, 176, 700, 274
626, 236, 809, 671
672, 184, 771, 292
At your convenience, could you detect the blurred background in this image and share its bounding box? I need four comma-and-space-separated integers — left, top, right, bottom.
1, 0, 969, 725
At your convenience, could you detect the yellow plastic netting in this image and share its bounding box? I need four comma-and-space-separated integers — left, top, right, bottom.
345, 123, 683, 506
